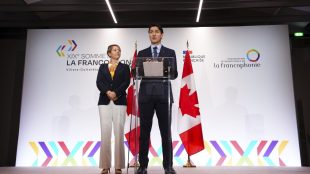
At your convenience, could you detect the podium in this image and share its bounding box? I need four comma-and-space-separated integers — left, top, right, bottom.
129, 57, 177, 174
134, 57, 177, 79
133, 56, 178, 102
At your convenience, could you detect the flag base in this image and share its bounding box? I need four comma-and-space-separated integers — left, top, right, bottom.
183, 159, 196, 168
129, 161, 140, 168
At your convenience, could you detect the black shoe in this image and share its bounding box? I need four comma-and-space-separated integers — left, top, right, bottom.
164, 167, 176, 174
136, 167, 147, 174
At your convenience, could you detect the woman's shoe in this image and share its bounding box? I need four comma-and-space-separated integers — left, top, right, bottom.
115, 169, 122, 174
101, 168, 110, 174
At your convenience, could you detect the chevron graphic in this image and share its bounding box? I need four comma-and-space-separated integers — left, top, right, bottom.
27, 140, 290, 167
56, 45, 66, 57
56, 40, 77, 57
88, 141, 101, 157
67, 40, 77, 51
210, 141, 226, 157
278, 140, 288, 166
82, 141, 93, 156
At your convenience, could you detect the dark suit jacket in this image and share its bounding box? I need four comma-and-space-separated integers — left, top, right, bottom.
96, 62, 130, 105
136, 46, 178, 103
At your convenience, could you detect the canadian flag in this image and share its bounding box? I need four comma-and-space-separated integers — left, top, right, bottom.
178, 50, 204, 156
124, 49, 140, 156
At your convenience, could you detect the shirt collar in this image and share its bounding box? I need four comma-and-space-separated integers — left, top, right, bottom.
151, 44, 162, 51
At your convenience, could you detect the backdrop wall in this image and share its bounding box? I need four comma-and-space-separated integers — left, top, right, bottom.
16, 25, 300, 166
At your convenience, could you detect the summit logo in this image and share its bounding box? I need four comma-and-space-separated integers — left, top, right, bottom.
213, 49, 262, 69
56, 40, 78, 57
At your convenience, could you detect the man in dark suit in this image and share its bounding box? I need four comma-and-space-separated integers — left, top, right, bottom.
136, 24, 178, 174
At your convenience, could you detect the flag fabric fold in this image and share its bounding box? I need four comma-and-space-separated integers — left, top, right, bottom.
124, 49, 140, 156
178, 50, 204, 156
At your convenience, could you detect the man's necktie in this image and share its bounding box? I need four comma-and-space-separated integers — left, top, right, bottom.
153, 46, 158, 57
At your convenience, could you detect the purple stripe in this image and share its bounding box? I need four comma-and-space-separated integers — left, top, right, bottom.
210, 141, 226, 157
124, 141, 129, 148
88, 141, 101, 157
174, 144, 185, 157
39, 142, 53, 158
263, 140, 278, 157
72, 40, 77, 51
72, 40, 77, 46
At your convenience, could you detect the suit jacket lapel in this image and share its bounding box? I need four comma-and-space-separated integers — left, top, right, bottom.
158, 46, 166, 57
112, 63, 122, 81
104, 64, 113, 81
147, 46, 152, 57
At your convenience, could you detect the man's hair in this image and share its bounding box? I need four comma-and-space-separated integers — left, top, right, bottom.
148, 24, 164, 33
107, 44, 120, 56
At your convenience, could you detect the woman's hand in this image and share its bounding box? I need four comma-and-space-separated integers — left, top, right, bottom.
106, 91, 118, 101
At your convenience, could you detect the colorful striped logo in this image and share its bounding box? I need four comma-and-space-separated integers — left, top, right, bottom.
28, 140, 288, 167
56, 40, 77, 57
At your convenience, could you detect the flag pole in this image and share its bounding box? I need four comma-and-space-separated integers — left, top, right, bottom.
132, 40, 140, 174
187, 40, 189, 50
126, 113, 133, 174
183, 40, 196, 168
126, 42, 134, 174
131, 41, 139, 168
126, 42, 140, 174
135, 40, 137, 50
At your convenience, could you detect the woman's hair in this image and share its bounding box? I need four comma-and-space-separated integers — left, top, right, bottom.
107, 44, 121, 57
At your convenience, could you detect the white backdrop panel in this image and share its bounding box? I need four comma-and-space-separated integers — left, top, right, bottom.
16, 25, 300, 166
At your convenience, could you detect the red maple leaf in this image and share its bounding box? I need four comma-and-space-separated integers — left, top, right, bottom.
179, 84, 200, 118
